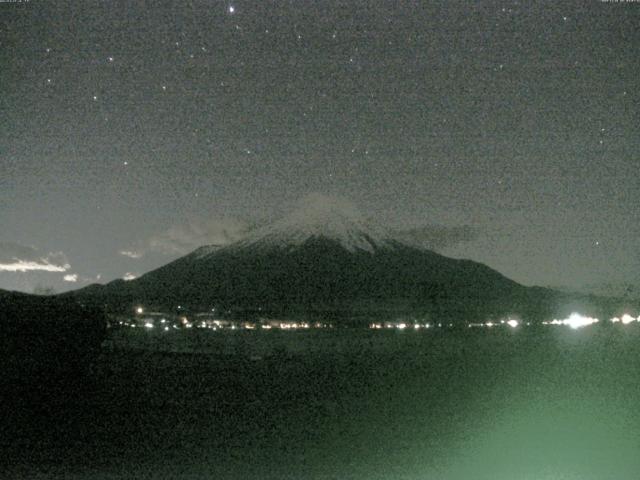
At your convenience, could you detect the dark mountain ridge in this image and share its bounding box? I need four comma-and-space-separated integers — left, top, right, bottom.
64, 194, 628, 323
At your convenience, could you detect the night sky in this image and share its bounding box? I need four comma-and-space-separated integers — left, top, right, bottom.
1, 0, 638, 294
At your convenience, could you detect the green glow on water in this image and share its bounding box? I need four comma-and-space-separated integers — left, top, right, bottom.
8, 325, 640, 479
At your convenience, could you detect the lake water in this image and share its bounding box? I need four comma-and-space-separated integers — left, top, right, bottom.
5, 324, 640, 479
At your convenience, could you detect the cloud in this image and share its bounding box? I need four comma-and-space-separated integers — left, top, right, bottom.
123, 272, 137, 281
394, 225, 479, 251
125, 217, 250, 257
63, 273, 79, 282
119, 250, 143, 259
0, 242, 70, 272
149, 217, 250, 255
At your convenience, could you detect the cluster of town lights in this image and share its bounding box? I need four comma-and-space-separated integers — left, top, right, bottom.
370, 313, 640, 331
126, 307, 639, 332
467, 319, 524, 329
125, 321, 332, 331
121, 309, 332, 331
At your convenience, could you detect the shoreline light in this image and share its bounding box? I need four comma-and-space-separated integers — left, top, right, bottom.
621, 314, 636, 325
562, 313, 599, 329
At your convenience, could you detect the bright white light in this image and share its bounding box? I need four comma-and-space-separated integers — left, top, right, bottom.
555, 313, 599, 329
397, 323, 407, 330
228, 5, 235, 13
621, 314, 636, 325
136, 307, 144, 314
144, 322, 153, 329
507, 319, 519, 328
570, 313, 598, 329
485, 322, 494, 328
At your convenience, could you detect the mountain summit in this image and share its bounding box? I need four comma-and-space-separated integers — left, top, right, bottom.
198, 194, 395, 256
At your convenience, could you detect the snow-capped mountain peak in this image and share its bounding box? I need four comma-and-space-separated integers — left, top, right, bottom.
230, 193, 396, 253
